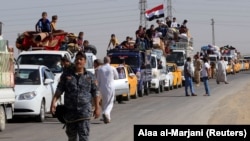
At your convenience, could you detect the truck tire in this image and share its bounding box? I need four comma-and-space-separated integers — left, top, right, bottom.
0, 106, 6, 132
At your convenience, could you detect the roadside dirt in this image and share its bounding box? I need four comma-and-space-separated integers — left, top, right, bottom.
208, 82, 250, 124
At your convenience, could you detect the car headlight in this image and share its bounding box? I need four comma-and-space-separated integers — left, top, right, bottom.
18, 92, 37, 100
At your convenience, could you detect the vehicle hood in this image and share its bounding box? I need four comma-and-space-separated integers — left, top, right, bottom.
15, 85, 41, 95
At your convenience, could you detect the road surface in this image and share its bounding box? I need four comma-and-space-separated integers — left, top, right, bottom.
0, 71, 250, 141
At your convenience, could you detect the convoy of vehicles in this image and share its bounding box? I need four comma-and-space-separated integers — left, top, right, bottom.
1, 16, 250, 130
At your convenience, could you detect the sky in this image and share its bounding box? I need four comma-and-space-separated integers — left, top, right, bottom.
0, 0, 250, 59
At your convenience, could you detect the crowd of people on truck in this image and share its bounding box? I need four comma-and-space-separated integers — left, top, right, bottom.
29, 11, 193, 58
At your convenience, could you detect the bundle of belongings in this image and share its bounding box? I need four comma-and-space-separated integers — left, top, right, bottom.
16, 30, 67, 51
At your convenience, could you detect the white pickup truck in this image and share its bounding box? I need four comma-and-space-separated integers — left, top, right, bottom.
0, 37, 15, 132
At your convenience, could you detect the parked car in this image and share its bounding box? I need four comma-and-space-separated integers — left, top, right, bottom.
233, 60, 241, 74
111, 64, 138, 101
164, 65, 174, 91
226, 62, 233, 74
167, 63, 182, 88
14, 65, 57, 122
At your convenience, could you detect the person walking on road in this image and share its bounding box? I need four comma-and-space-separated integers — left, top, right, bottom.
201, 57, 211, 96
97, 56, 119, 124
194, 54, 202, 86
50, 51, 101, 141
93, 59, 103, 111
184, 57, 197, 96
216, 56, 229, 84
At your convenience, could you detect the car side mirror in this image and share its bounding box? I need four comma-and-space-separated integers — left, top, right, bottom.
44, 78, 54, 84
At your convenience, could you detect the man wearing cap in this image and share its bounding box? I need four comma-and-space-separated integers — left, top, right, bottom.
50, 51, 100, 141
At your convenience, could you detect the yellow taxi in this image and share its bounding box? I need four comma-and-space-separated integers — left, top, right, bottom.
166, 63, 182, 88
226, 63, 233, 74
244, 59, 249, 70
233, 60, 241, 73
111, 64, 138, 101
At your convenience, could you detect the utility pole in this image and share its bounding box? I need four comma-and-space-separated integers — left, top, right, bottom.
139, 0, 147, 28
167, 0, 172, 19
211, 18, 215, 45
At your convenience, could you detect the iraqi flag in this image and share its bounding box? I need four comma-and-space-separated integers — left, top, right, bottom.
145, 4, 164, 21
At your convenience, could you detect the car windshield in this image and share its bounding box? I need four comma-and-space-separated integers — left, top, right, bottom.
110, 56, 139, 68
151, 56, 156, 68
15, 69, 41, 85
116, 67, 126, 79
209, 57, 217, 61
168, 66, 174, 72
166, 52, 184, 66
18, 54, 62, 73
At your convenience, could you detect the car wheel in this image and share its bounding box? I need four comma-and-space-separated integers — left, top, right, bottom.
155, 85, 160, 94
144, 82, 150, 96
138, 84, 144, 97
170, 83, 173, 90
124, 89, 131, 101
0, 106, 6, 132
36, 100, 45, 122
179, 81, 183, 88
159, 82, 163, 92
132, 87, 138, 99
165, 81, 170, 91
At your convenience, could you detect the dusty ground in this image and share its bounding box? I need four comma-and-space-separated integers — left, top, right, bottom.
208, 82, 250, 124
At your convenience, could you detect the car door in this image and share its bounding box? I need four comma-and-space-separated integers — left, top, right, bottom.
42, 67, 55, 112
126, 65, 137, 96
114, 66, 129, 96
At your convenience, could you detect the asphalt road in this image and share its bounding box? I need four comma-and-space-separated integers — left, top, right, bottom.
0, 71, 250, 141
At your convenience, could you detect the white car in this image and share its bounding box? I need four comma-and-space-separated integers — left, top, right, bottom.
14, 65, 57, 122
112, 65, 129, 97
164, 65, 174, 91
